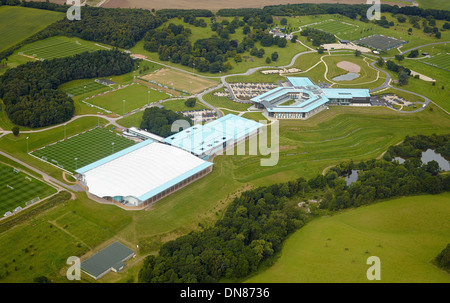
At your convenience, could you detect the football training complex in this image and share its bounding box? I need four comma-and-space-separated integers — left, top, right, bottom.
75, 114, 263, 209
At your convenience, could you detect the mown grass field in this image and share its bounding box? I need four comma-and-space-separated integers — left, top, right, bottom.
0, 6, 64, 53
421, 54, 450, 71
308, 19, 361, 40
247, 193, 450, 283
87, 83, 170, 115
0, 163, 56, 216
62, 81, 107, 97
18, 36, 104, 60
0, 116, 110, 182
31, 127, 136, 173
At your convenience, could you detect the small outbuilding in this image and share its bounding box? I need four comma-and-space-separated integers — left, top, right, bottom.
80, 242, 135, 280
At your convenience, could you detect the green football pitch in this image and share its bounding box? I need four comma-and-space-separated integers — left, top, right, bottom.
18, 36, 102, 60
87, 83, 170, 115
308, 20, 359, 37
31, 127, 136, 173
0, 163, 56, 216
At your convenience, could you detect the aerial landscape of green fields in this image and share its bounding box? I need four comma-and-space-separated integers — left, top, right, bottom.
0, 0, 448, 295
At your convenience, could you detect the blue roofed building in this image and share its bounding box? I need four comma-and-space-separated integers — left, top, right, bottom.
164, 114, 264, 159
250, 77, 371, 119
75, 114, 263, 209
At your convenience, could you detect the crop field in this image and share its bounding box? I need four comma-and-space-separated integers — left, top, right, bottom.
86, 83, 170, 115
248, 193, 450, 283
0, 163, 56, 216
0, 6, 64, 53
421, 53, 450, 71
31, 127, 136, 173
18, 36, 103, 60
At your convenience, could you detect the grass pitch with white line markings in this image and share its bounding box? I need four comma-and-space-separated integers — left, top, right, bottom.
31, 127, 136, 174
0, 163, 57, 216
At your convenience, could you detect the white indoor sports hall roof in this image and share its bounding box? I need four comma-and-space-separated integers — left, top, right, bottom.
76, 140, 213, 205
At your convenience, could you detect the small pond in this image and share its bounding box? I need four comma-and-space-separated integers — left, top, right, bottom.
332, 73, 360, 81
345, 169, 359, 186
421, 149, 450, 171
393, 157, 405, 164
392, 149, 449, 171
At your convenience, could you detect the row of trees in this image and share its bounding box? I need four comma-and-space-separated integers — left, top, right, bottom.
376, 59, 411, 86
0, 50, 135, 128
300, 27, 336, 46
139, 107, 191, 138
138, 133, 450, 283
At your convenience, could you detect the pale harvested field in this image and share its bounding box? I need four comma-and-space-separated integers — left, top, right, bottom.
34, 0, 412, 10
141, 68, 218, 94
337, 61, 361, 73
100, 0, 407, 10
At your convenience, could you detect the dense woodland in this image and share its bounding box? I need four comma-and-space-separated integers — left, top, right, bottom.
0, 50, 135, 127
139, 107, 192, 138
143, 15, 291, 73
138, 134, 450, 283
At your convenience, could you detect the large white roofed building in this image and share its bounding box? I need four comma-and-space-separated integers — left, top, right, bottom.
76, 140, 213, 208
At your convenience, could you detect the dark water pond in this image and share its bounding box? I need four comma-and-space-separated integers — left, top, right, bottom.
332, 73, 360, 81
345, 169, 359, 186
392, 149, 449, 171
421, 149, 450, 171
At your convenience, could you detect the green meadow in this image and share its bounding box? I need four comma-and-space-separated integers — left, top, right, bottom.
17, 36, 104, 60
0, 6, 64, 53
247, 193, 450, 283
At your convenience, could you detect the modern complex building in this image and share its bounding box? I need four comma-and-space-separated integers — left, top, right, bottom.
75, 114, 263, 209
251, 77, 371, 119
